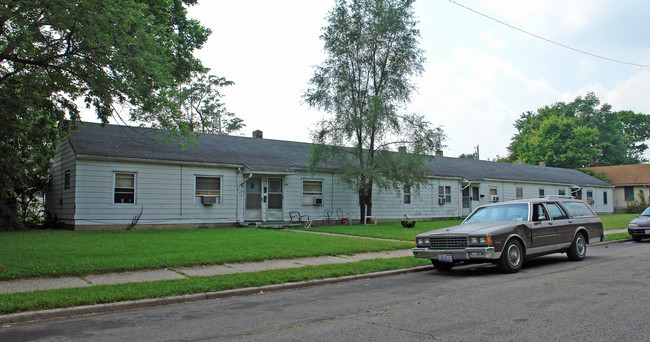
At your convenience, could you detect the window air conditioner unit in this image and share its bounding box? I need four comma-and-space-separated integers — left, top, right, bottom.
490, 195, 499, 202
313, 197, 323, 206
438, 198, 445, 205
586, 198, 594, 205
201, 195, 217, 205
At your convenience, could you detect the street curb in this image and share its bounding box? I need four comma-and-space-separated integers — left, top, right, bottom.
0, 265, 433, 325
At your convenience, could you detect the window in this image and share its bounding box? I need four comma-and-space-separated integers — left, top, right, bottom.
561, 201, 597, 218
516, 187, 523, 200
64, 170, 71, 189
438, 186, 451, 204
532, 204, 549, 221
603, 191, 608, 205
546, 203, 569, 220
195, 176, 221, 204
114, 173, 135, 204
558, 189, 566, 196
268, 178, 283, 209
586, 191, 594, 205
302, 180, 323, 206
624, 186, 634, 201
539, 189, 545, 198
403, 186, 411, 204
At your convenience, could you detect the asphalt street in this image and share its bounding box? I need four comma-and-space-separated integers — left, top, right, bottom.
2, 240, 649, 341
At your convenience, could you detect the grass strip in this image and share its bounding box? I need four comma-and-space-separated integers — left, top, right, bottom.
0, 257, 430, 315
605, 232, 631, 241
0, 228, 411, 280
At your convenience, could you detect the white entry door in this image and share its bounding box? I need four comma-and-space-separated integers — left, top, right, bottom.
245, 177, 284, 222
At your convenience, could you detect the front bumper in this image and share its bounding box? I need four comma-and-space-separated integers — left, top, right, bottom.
412, 246, 500, 262
628, 227, 650, 237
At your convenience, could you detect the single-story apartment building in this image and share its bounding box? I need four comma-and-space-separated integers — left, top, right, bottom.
583, 164, 650, 213
46, 122, 614, 230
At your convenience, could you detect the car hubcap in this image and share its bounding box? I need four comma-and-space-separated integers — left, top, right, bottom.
576, 236, 585, 256
508, 244, 521, 266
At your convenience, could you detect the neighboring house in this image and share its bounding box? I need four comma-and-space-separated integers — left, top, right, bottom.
583, 164, 650, 213
46, 122, 614, 230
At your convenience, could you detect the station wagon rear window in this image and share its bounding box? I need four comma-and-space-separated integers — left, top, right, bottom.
561, 201, 596, 218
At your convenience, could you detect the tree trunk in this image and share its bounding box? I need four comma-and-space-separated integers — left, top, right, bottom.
358, 191, 366, 225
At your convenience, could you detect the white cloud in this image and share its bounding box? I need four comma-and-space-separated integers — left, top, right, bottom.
578, 59, 595, 79
478, 28, 506, 49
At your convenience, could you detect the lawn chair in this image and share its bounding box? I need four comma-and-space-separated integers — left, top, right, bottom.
323, 209, 334, 225
289, 211, 312, 228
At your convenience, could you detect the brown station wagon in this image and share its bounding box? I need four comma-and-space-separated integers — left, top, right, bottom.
412, 198, 605, 273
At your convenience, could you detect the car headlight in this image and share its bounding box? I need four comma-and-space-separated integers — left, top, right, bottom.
468, 236, 492, 245
416, 237, 428, 246
628, 223, 639, 228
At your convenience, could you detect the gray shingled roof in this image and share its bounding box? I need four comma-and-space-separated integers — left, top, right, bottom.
68, 122, 611, 188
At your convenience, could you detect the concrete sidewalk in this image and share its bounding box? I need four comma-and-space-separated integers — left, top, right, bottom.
0, 249, 414, 295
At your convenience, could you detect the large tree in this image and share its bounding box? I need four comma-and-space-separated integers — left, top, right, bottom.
508, 93, 650, 168
0, 0, 210, 229
304, 0, 445, 224
132, 70, 244, 136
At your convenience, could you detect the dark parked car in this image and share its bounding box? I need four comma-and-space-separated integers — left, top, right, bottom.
628, 207, 650, 242
413, 198, 605, 273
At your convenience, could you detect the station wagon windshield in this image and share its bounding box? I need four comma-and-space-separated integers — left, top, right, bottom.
464, 203, 529, 223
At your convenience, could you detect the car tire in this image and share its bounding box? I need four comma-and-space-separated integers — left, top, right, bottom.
497, 239, 523, 273
432, 260, 454, 271
632, 235, 642, 242
567, 232, 587, 261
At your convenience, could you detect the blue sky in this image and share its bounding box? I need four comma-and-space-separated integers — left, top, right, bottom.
96, 0, 650, 161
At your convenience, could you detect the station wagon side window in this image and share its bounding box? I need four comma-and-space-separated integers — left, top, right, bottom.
561, 201, 597, 218
546, 203, 569, 220
532, 203, 549, 221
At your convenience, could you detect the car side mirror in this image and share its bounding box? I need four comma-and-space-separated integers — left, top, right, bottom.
637, 214, 641, 218
537, 215, 547, 221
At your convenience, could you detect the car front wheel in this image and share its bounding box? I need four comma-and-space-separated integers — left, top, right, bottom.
498, 239, 523, 273
567, 232, 587, 261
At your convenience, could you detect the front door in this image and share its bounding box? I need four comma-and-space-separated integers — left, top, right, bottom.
245, 177, 263, 221
245, 176, 284, 222
462, 187, 471, 216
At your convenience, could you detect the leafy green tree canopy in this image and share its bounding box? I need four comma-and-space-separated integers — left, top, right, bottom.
0, 0, 210, 229
508, 92, 650, 168
131, 70, 244, 139
304, 0, 446, 223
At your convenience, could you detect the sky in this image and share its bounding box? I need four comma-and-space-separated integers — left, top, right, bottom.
88, 0, 650, 161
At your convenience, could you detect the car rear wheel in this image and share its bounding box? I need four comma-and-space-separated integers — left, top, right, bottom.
498, 239, 523, 273
567, 232, 587, 261
432, 260, 454, 271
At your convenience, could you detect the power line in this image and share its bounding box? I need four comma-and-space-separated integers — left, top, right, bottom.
448, 0, 650, 68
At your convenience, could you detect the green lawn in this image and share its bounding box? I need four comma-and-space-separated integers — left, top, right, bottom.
599, 214, 635, 230
0, 228, 411, 280
297, 219, 464, 241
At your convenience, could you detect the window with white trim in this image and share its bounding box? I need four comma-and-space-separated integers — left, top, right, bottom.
302, 180, 323, 206
114, 172, 135, 204
516, 187, 523, 199
438, 186, 451, 204
64, 170, 71, 189
195, 176, 221, 204
403, 185, 411, 204
539, 189, 545, 198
